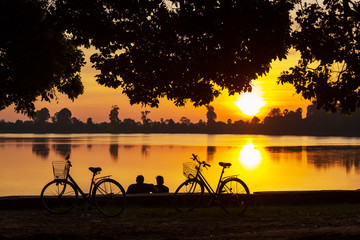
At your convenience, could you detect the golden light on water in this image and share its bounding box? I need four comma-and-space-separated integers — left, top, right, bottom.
234, 92, 266, 116
238, 143, 262, 170
3, 134, 360, 195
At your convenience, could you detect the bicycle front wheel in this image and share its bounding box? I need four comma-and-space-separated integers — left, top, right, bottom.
219, 178, 250, 215
40, 180, 78, 214
93, 179, 126, 217
174, 179, 204, 212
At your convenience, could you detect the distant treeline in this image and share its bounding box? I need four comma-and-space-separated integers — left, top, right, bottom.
1, 104, 360, 136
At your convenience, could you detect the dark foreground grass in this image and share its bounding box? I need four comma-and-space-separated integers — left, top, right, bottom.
119, 203, 360, 220
2, 203, 360, 239
32, 200, 360, 220
247, 203, 360, 218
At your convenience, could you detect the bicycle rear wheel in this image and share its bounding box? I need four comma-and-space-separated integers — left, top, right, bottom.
41, 180, 78, 214
174, 178, 204, 212
93, 179, 126, 217
219, 178, 249, 215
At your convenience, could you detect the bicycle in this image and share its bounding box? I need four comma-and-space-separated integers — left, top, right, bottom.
40, 155, 126, 217
174, 154, 250, 215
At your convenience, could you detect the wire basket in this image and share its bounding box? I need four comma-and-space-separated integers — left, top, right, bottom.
52, 161, 69, 179
183, 162, 200, 178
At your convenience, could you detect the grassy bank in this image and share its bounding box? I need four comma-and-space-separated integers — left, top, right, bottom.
28, 202, 360, 219
120, 203, 360, 219
2, 203, 360, 239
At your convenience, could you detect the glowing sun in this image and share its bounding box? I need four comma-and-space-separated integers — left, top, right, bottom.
234, 92, 266, 116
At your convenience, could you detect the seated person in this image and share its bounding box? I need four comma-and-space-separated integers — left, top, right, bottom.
126, 175, 157, 194
154, 175, 169, 193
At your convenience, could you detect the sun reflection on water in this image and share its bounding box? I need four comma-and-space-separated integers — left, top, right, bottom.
239, 143, 262, 170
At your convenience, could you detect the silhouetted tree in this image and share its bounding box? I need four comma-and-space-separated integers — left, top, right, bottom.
141, 110, 151, 125
165, 119, 175, 125
32, 108, 50, 124
109, 105, 120, 124
279, 0, 360, 114
123, 118, 137, 125
53, 108, 72, 125
263, 108, 282, 129
71, 117, 82, 125
267, 108, 282, 118
37, 0, 293, 110
198, 119, 206, 125
206, 105, 217, 125
15, 120, 23, 125
0, 0, 84, 116
262, 107, 305, 134
87, 118, 93, 125
251, 116, 261, 124
5, 0, 360, 117
283, 108, 302, 121
3, 103, 360, 136
180, 117, 191, 126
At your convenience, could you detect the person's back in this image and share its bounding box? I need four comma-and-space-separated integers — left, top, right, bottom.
127, 183, 155, 194
154, 175, 169, 193
127, 175, 156, 194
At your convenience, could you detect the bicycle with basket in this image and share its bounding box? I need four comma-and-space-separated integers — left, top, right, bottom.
40, 154, 126, 217
174, 154, 250, 215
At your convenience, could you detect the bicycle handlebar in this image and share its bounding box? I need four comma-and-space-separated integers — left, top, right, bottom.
65, 154, 72, 167
202, 161, 211, 167
191, 154, 211, 168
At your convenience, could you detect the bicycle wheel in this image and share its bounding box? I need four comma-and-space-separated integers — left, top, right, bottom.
219, 178, 250, 215
174, 178, 204, 212
93, 179, 126, 217
41, 180, 78, 214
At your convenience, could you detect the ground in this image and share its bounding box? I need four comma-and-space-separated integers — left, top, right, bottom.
1, 204, 360, 240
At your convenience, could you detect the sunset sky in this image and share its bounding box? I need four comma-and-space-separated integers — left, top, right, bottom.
0, 48, 311, 123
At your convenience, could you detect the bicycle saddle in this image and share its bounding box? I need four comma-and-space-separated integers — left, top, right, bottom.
218, 162, 232, 168
89, 167, 102, 174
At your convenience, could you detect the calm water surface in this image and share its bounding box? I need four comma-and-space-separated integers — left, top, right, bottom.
1, 133, 360, 196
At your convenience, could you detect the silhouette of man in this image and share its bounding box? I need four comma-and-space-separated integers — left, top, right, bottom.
126, 175, 157, 194
154, 175, 169, 193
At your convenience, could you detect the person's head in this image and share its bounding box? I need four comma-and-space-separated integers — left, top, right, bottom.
156, 175, 164, 185
136, 175, 144, 184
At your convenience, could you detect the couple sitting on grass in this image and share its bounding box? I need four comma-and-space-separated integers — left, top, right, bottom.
126, 175, 169, 194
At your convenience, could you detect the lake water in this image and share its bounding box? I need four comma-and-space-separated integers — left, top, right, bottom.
1, 133, 360, 196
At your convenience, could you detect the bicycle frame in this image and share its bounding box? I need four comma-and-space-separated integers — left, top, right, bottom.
60, 160, 107, 199
191, 161, 228, 195
65, 174, 94, 199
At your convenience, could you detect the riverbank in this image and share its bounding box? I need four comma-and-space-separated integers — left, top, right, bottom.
1, 204, 360, 239
2, 190, 360, 209
1, 191, 360, 239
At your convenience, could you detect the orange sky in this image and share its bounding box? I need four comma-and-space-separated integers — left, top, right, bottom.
0, 48, 311, 123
